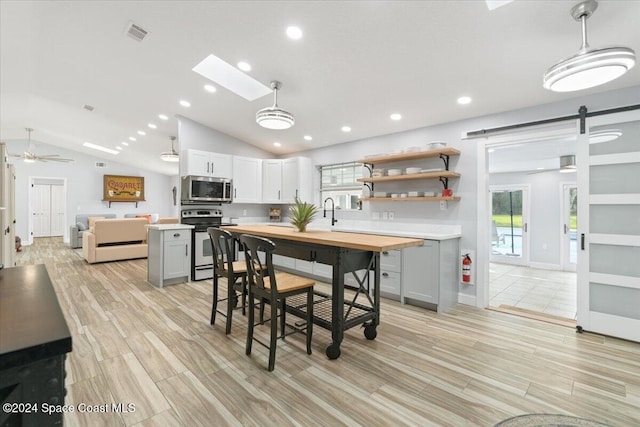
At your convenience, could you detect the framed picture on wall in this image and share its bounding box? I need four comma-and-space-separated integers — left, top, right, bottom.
103, 175, 145, 203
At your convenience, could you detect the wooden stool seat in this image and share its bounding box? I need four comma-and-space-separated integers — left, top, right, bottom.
264, 273, 314, 292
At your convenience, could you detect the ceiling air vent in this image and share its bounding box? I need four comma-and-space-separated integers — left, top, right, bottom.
83, 104, 94, 112
124, 21, 149, 42
95, 161, 107, 168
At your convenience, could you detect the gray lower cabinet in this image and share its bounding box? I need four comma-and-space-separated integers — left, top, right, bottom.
402, 239, 459, 313
148, 227, 191, 287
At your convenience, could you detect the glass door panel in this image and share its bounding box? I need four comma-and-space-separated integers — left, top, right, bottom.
577, 110, 640, 342
490, 187, 528, 265
562, 184, 577, 271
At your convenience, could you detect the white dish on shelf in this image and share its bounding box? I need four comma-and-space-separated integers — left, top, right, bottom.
420, 168, 444, 173
400, 193, 408, 198
373, 192, 389, 198
408, 191, 422, 197
387, 169, 402, 176
427, 141, 447, 149
390, 193, 400, 198
422, 191, 437, 197
405, 167, 422, 174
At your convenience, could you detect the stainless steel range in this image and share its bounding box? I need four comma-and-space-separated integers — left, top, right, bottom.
180, 208, 234, 281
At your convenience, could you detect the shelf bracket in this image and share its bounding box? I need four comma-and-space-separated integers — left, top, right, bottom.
363, 164, 373, 175
107, 201, 139, 208
438, 177, 449, 190
439, 153, 450, 171
363, 182, 373, 193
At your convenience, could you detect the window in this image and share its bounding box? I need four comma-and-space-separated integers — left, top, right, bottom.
320, 162, 363, 210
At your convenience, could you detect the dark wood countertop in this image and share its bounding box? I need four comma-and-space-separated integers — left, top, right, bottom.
221, 225, 424, 252
0, 264, 72, 370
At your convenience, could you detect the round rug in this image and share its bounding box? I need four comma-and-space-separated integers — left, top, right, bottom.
495, 414, 611, 427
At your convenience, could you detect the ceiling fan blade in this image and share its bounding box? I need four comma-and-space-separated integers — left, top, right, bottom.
41, 157, 74, 162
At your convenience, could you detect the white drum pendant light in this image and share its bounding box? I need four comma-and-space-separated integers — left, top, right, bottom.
160, 136, 179, 162
256, 81, 295, 130
543, 0, 635, 92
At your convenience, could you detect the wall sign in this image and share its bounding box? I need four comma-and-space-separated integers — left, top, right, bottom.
103, 175, 145, 202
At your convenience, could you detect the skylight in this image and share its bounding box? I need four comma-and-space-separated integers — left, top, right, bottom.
192, 54, 272, 101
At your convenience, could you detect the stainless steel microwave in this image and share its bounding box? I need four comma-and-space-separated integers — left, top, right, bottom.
181, 175, 233, 204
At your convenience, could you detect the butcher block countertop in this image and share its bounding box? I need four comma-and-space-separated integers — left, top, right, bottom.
221, 224, 423, 252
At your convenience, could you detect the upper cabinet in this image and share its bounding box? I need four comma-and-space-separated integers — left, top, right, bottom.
282, 157, 312, 203
181, 149, 232, 179
262, 159, 283, 203
232, 156, 262, 203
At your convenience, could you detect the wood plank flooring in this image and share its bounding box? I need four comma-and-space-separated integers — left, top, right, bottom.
16, 238, 640, 426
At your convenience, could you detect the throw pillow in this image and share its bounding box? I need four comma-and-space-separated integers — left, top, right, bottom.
76, 222, 87, 231
136, 214, 152, 224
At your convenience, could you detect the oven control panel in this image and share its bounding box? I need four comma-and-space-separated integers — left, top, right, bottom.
181, 209, 223, 218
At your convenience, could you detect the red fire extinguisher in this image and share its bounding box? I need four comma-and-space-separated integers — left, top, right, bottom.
462, 254, 472, 283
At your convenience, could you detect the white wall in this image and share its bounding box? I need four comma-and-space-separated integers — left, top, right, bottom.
292, 85, 640, 301
490, 171, 575, 267
4, 140, 174, 244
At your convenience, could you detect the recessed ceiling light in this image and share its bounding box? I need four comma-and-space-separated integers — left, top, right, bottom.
116, 146, 123, 150
192, 54, 271, 101
304, 135, 313, 141
129, 137, 136, 141
137, 130, 146, 136
204, 84, 217, 93
457, 96, 472, 105
121, 142, 129, 146
273, 142, 282, 147
179, 100, 191, 107
286, 26, 303, 40
390, 113, 402, 121
83, 142, 119, 155
158, 114, 169, 120
341, 126, 351, 132
148, 123, 157, 129
237, 61, 251, 72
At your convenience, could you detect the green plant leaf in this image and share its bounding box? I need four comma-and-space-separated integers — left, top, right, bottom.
289, 197, 319, 231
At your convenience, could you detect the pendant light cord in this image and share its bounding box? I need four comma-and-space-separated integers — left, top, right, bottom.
580, 14, 589, 50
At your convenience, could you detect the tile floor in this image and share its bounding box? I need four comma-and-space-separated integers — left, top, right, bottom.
489, 263, 577, 320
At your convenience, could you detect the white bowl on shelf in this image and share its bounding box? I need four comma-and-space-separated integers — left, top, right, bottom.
423, 191, 437, 197
408, 191, 422, 197
405, 167, 422, 174
373, 192, 389, 198
427, 141, 447, 150
400, 193, 408, 198
390, 193, 400, 198
387, 168, 402, 176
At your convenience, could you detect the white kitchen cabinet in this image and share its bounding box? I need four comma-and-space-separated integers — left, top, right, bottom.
181, 149, 232, 178
282, 157, 312, 203
148, 226, 192, 287
232, 156, 262, 203
262, 159, 283, 203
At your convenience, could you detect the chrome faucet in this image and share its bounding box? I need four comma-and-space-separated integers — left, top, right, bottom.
323, 197, 338, 226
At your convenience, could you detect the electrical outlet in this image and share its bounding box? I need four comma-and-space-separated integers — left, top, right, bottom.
382, 211, 389, 220
439, 201, 448, 210
388, 212, 394, 220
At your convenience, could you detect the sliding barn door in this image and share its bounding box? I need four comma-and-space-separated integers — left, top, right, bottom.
576, 109, 640, 342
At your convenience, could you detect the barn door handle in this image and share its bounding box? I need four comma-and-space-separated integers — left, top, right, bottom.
581, 233, 585, 250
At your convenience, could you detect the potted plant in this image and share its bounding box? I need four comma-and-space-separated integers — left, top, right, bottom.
289, 197, 319, 232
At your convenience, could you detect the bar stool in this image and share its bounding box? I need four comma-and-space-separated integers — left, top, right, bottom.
207, 227, 247, 334
240, 234, 314, 372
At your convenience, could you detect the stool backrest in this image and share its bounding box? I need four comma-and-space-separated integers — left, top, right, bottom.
208, 227, 235, 277
239, 234, 276, 296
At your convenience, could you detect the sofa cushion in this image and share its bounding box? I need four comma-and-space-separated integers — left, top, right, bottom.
88, 216, 105, 228
93, 218, 147, 245
76, 221, 87, 231
136, 214, 152, 224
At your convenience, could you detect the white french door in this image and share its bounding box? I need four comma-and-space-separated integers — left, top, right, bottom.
32, 184, 51, 237
30, 178, 66, 239
490, 185, 530, 266
576, 109, 640, 342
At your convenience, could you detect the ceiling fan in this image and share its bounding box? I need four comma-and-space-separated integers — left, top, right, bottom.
10, 128, 74, 163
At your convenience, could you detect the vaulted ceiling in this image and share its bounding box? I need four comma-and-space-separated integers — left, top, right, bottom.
1, 1, 639, 175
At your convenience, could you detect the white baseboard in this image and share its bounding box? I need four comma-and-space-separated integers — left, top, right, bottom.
458, 292, 476, 307
529, 262, 562, 271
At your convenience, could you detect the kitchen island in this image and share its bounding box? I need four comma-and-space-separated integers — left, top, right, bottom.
0, 264, 72, 427
221, 224, 423, 359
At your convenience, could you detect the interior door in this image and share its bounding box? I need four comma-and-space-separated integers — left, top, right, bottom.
576, 109, 640, 342
32, 184, 51, 237
490, 185, 529, 266
561, 184, 577, 272
50, 184, 65, 236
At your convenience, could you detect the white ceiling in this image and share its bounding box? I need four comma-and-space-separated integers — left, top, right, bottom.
1, 1, 639, 176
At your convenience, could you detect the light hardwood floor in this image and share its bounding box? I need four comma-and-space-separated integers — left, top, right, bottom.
17, 238, 640, 426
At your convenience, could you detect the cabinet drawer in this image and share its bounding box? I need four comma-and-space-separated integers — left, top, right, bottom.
165, 230, 189, 241
380, 270, 400, 295
380, 249, 401, 272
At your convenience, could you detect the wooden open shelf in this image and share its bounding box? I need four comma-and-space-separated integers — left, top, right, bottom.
362, 196, 460, 202
357, 170, 460, 183
357, 147, 460, 164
